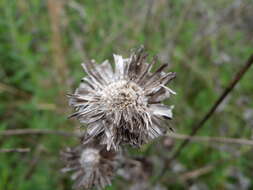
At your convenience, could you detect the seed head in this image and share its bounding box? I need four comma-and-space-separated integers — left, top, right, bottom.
68, 47, 176, 150
61, 142, 117, 190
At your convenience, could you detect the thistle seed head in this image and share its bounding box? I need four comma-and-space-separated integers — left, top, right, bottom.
68, 47, 176, 150
61, 142, 118, 190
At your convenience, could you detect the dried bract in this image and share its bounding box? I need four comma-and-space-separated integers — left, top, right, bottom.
68, 47, 176, 150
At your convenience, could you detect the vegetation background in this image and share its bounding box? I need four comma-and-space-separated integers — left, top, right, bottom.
0, 0, 253, 189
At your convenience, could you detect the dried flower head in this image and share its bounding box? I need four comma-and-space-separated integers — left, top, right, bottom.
68, 47, 176, 150
61, 141, 118, 189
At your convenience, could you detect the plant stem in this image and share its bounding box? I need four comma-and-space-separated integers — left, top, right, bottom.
157, 54, 253, 181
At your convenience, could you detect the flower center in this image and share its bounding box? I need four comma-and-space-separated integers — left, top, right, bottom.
79, 148, 100, 167
101, 80, 146, 111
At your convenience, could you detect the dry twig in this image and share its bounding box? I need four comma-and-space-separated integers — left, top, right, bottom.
0, 82, 31, 98
171, 54, 253, 159
0, 148, 30, 153
167, 133, 253, 146
2, 129, 253, 146
180, 165, 214, 181
0, 129, 77, 137
25, 145, 45, 179
156, 53, 253, 181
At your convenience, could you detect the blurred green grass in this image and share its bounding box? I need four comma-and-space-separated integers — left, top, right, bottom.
0, 0, 253, 189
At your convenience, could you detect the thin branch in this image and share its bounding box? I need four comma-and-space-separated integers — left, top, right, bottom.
157, 53, 253, 181
2, 129, 253, 147
0, 148, 30, 153
179, 165, 214, 181
167, 133, 253, 146
161, 144, 250, 186
0, 82, 31, 98
160, 164, 215, 185
171, 54, 253, 159
0, 129, 77, 137
25, 145, 44, 179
